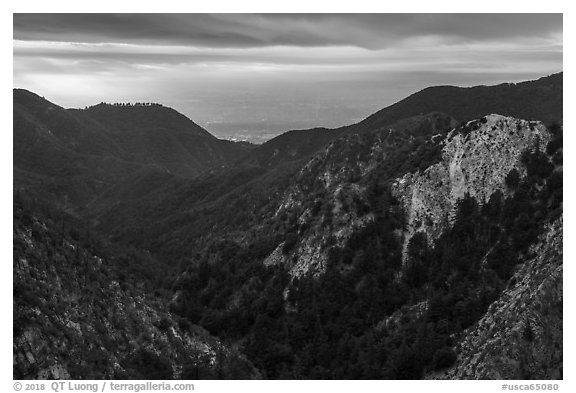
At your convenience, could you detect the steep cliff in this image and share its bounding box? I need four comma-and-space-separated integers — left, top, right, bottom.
392, 114, 550, 259
271, 114, 551, 277
151, 112, 562, 379
271, 113, 456, 277
13, 74, 563, 380
434, 218, 562, 379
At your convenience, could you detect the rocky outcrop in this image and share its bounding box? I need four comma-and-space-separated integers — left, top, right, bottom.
272, 114, 550, 277
434, 218, 563, 379
392, 114, 550, 259
270, 133, 380, 277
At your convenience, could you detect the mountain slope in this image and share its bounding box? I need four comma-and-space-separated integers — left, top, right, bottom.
240, 127, 337, 168
13, 73, 562, 380
242, 73, 562, 170
13, 197, 258, 380
392, 115, 551, 259
94, 113, 456, 259
13, 89, 253, 209
435, 218, 562, 380
167, 111, 562, 378
79, 102, 251, 176
350, 72, 562, 135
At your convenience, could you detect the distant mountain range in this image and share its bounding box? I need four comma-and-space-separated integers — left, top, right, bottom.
13, 72, 562, 380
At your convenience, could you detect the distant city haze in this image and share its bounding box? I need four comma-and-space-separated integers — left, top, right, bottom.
13, 14, 562, 143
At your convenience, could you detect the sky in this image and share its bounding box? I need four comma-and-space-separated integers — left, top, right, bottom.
13, 14, 563, 142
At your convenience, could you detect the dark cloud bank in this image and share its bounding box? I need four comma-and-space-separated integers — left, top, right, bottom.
13, 14, 563, 142
14, 14, 561, 48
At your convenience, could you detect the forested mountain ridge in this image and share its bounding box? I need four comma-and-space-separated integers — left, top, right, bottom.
169, 111, 562, 378
434, 218, 563, 379
13, 89, 253, 210
13, 73, 562, 380
241, 73, 562, 170
79, 102, 252, 174
348, 72, 562, 135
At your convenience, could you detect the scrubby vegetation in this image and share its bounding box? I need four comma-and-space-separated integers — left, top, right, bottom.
170, 127, 562, 378
13, 74, 563, 380
13, 195, 257, 380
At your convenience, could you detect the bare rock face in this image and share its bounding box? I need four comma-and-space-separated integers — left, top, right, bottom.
392, 114, 550, 259
435, 218, 563, 380
263, 242, 289, 267
269, 114, 551, 278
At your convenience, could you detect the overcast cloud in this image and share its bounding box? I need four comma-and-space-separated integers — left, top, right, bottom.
13, 14, 563, 142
